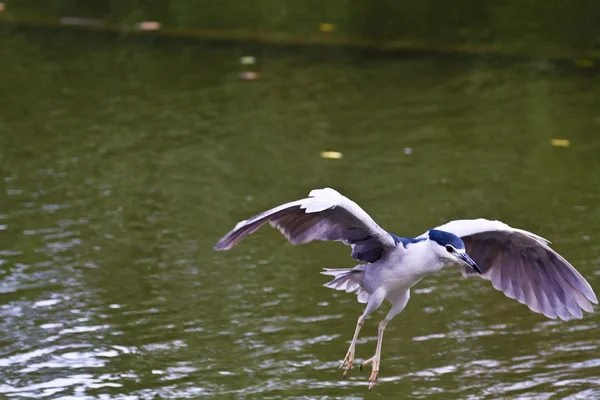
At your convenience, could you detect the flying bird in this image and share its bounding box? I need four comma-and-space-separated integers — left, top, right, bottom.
214, 188, 597, 390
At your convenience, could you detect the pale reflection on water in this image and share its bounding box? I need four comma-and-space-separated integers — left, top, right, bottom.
0, 28, 599, 399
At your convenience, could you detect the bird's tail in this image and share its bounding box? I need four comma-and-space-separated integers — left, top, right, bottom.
321, 267, 370, 303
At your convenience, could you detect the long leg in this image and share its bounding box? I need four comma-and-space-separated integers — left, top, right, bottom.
339, 291, 385, 377
362, 290, 410, 391
339, 315, 364, 377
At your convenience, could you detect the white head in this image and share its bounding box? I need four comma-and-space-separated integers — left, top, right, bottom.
428, 229, 481, 272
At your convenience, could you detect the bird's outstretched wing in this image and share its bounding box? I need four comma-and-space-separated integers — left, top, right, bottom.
430, 218, 598, 321
215, 188, 397, 263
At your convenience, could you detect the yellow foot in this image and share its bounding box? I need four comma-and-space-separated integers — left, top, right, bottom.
361, 356, 380, 391
339, 348, 355, 378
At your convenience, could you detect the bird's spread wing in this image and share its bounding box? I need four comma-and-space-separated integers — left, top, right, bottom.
215, 188, 397, 263
432, 218, 598, 320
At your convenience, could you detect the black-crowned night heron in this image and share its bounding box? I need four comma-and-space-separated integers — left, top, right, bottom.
215, 188, 597, 390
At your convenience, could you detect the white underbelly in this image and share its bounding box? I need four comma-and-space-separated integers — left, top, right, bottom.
364, 247, 443, 295
380, 267, 428, 292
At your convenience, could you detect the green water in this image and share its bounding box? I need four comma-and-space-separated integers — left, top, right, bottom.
1, 28, 599, 399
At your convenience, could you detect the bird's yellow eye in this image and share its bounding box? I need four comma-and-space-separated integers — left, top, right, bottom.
445, 245, 453, 253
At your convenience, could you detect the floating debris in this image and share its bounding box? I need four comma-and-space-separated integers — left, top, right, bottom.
551, 139, 570, 147
239, 72, 258, 80
573, 59, 595, 68
240, 56, 256, 65
404, 147, 413, 155
137, 21, 161, 31
320, 23, 335, 32
320, 151, 343, 159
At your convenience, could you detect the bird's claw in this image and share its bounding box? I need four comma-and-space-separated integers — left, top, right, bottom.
339, 349, 355, 378
368, 369, 379, 391
362, 356, 380, 391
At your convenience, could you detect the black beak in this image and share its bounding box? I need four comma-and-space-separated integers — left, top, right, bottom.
458, 252, 481, 274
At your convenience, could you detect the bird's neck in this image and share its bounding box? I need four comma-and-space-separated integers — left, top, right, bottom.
403, 238, 445, 275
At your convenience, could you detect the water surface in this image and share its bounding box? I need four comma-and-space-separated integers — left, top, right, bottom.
1, 28, 599, 399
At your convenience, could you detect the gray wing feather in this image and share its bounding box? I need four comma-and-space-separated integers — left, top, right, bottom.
215, 188, 396, 263
436, 219, 597, 321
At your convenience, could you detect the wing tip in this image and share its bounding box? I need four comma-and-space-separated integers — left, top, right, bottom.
584, 282, 599, 304
557, 313, 580, 322
214, 238, 231, 251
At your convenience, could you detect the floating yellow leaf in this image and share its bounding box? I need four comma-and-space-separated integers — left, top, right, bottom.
321, 151, 343, 159
573, 59, 595, 68
551, 139, 570, 147
320, 23, 335, 32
